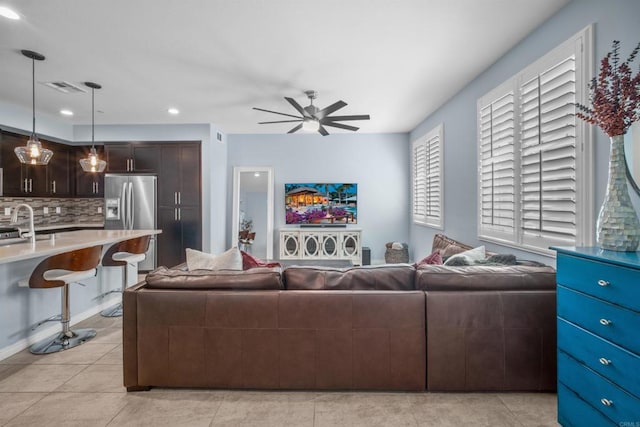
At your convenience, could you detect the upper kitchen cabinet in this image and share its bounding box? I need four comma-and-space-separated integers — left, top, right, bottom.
0, 131, 52, 196
75, 145, 105, 198
158, 142, 201, 207
46, 142, 72, 197
105, 142, 159, 173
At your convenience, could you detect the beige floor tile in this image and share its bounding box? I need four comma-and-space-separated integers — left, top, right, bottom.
108, 391, 224, 426
409, 395, 522, 427
213, 391, 315, 426
94, 344, 123, 365
0, 393, 46, 425
4, 392, 128, 426
56, 364, 125, 393
90, 328, 123, 345
498, 393, 559, 427
32, 343, 118, 365
0, 364, 87, 392
315, 392, 417, 427
75, 315, 122, 330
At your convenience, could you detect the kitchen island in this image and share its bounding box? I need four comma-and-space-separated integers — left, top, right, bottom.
0, 229, 161, 360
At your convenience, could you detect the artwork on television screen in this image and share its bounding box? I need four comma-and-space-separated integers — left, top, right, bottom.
285, 183, 357, 224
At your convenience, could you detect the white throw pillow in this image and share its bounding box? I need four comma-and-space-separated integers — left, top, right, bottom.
185, 247, 243, 271
443, 245, 486, 266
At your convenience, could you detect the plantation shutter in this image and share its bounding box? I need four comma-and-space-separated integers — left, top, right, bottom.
412, 125, 443, 228
519, 55, 577, 247
478, 87, 516, 242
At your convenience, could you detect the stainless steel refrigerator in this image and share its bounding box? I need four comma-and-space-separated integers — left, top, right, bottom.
104, 174, 157, 271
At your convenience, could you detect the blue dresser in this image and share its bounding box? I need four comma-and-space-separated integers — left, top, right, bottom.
553, 247, 640, 427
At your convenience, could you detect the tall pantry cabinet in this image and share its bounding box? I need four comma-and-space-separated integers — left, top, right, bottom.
157, 142, 202, 267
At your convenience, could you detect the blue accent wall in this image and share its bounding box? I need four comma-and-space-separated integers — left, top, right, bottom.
227, 133, 410, 262
409, 0, 640, 265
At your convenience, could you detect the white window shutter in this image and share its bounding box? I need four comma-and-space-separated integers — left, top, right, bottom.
412, 124, 443, 228
478, 86, 516, 242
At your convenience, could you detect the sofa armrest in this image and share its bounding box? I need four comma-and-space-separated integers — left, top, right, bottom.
123, 281, 148, 391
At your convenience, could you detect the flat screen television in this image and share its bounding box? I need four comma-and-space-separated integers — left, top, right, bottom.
285, 183, 357, 224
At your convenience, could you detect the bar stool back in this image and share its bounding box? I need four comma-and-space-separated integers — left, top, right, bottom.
100, 235, 150, 317
28, 245, 103, 354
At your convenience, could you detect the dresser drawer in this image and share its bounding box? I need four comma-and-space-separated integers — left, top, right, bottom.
556, 254, 640, 312
557, 383, 617, 427
558, 351, 640, 423
558, 286, 640, 355
558, 318, 640, 399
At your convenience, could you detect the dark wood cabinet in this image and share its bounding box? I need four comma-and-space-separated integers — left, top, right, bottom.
157, 142, 201, 267
47, 142, 72, 197
74, 146, 104, 197
105, 142, 159, 173
0, 131, 57, 196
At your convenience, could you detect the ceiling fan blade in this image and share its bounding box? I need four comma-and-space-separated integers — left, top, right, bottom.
253, 107, 301, 119
322, 121, 359, 131
324, 114, 370, 121
258, 119, 303, 124
316, 101, 347, 119
285, 97, 312, 118
287, 123, 303, 134
318, 125, 329, 136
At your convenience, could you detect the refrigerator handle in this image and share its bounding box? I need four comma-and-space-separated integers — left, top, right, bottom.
120, 182, 127, 229
128, 182, 134, 230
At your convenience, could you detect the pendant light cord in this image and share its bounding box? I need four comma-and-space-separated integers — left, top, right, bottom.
91, 87, 95, 146
31, 56, 36, 138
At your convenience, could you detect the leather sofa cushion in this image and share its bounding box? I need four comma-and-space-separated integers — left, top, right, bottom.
284, 264, 416, 290
415, 265, 556, 291
145, 266, 283, 290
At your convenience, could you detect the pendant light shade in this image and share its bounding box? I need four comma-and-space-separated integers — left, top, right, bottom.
15, 50, 53, 165
79, 82, 107, 173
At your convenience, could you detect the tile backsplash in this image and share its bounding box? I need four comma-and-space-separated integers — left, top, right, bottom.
0, 197, 104, 227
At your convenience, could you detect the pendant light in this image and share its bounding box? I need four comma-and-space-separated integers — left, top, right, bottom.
79, 82, 107, 173
14, 50, 53, 165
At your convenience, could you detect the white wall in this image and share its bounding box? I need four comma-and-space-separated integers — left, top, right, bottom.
227, 133, 410, 263
0, 99, 74, 142
409, 0, 640, 266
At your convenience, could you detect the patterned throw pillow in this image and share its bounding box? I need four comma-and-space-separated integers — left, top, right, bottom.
443, 245, 486, 266
185, 247, 243, 271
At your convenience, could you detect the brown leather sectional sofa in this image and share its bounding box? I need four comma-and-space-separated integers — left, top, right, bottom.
123, 257, 556, 392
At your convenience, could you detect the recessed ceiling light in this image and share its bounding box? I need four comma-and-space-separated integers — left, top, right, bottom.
0, 6, 20, 20
60, 109, 73, 116
254, 172, 260, 177
168, 108, 179, 115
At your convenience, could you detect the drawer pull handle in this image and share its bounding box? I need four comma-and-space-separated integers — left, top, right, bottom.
600, 398, 613, 407
599, 319, 612, 326
599, 358, 612, 366
597, 279, 610, 287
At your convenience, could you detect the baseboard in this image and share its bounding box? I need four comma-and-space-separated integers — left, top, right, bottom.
0, 299, 120, 362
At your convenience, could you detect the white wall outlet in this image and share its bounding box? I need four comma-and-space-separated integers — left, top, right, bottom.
4, 208, 11, 216
98, 207, 102, 213
56, 207, 61, 214
43, 207, 49, 215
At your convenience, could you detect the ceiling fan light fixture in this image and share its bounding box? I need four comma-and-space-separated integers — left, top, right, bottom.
79, 81, 107, 173
15, 50, 53, 165
302, 118, 320, 132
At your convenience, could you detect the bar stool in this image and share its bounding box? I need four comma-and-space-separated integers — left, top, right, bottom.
100, 235, 150, 317
28, 245, 103, 355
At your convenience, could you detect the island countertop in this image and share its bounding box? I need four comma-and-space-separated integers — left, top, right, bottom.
0, 229, 161, 265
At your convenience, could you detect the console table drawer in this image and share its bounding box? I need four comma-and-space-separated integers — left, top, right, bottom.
558, 352, 640, 423
557, 286, 640, 355
556, 254, 640, 312
558, 319, 640, 398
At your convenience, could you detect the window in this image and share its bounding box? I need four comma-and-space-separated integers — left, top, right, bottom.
477, 26, 593, 254
412, 124, 443, 228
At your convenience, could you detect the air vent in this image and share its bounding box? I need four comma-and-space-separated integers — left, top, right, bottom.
41, 81, 87, 94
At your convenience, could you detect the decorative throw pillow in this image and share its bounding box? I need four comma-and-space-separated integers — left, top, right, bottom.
240, 250, 282, 270
444, 245, 486, 266
414, 251, 443, 268
185, 247, 243, 271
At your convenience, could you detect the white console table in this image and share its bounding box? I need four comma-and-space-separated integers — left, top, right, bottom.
279, 228, 362, 265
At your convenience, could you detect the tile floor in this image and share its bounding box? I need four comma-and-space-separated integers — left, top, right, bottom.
0, 314, 559, 426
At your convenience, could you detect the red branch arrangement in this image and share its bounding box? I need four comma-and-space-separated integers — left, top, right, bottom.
576, 40, 640, 137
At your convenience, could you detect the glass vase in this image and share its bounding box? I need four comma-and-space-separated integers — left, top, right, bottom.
596, 134, 640, 251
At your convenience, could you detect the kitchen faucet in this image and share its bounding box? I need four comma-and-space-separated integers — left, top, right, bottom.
11, 204, 36, 245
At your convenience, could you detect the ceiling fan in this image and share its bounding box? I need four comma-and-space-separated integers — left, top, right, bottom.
253, 90, 370, 136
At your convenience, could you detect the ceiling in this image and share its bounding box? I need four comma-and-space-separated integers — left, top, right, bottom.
0, 0, 569, 135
